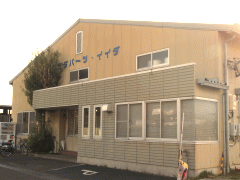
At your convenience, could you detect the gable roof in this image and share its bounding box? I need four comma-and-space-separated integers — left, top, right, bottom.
9, 18, 240, 85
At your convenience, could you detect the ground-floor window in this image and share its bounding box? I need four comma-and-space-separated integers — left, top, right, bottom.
115, 97, 218, 142
17, 111, 36, 134
181, 98, 218, 141
67, 109, 78, 136
82, 106, 90, 138
93, 105, 102, 139
116, 102, 144, 139
146, 100, 177, 139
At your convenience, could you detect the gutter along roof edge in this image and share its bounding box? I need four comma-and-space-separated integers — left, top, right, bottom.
9, 18, 240, 85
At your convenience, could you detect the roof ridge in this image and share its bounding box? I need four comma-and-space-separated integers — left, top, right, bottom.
9, 18, 239, 85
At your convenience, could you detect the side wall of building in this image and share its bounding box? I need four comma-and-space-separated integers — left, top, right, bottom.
12, 69, 34, 123
194, 32, 240, 171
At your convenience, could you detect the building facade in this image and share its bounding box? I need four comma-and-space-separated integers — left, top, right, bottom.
9, 19, 240, 177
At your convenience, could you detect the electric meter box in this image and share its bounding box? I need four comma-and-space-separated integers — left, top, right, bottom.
229, 94, 237, 111
0, 122, 16, 147
237, 124, 240, 136
229, 123, 237, 137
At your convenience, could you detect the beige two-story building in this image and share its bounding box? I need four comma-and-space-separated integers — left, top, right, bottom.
9, 19, 240, 177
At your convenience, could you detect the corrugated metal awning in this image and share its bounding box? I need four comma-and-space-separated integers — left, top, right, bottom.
197, 78, 229, 90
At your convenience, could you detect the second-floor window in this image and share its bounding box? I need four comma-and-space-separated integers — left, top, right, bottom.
70, 67, 89, 83
76, 31, 83, 54
136, 48, 169, 70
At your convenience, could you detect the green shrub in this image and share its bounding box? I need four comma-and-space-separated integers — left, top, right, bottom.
27, 122, 55, 153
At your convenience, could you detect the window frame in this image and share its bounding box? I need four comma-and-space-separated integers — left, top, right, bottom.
76, 31, 83, 54
144, 98, 180, 141
93, 105, 102, 139
16, 111, 35, 135
179, 97, 219, 143
115, 97, 218, 143
189, 97, 219, 143
82, 105, 90, 138
115, 101, 145, 140
159, 98, 180, 141
69, 67, 89, 83
136, 48, 169, 71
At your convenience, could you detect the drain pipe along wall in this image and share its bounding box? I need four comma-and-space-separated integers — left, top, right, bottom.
224, 33, 236, 174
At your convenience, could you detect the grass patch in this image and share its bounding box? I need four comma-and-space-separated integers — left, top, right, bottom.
224, 169, 240, 179
189, 168, 240, 179
189, 170, 215, 179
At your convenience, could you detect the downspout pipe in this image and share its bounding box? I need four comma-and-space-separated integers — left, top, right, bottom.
224, 34, 235, 174
222, 94, 225, 175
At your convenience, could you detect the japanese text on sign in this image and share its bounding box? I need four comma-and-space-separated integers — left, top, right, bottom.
58, 46, 120, 69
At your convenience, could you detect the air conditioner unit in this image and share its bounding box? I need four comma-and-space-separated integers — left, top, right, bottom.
102, 104, 113, 112
229, 123, 237, 137
237, 124, 240, 137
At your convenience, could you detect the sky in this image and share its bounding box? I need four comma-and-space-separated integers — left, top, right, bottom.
1, 0, 240, 105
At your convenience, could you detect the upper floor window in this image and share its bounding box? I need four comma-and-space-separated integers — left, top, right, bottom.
70, 67, 89, 83
136, 48, 169, 70
76, 31, 83, 54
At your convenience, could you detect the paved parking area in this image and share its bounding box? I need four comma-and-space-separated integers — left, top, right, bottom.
0, 153, 176, 180
46, 164, 175, 180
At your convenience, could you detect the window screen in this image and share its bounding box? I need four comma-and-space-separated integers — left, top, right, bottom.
161, 101, 177, 139
180, 99, 218, 141
181, 99, 195, 141
146, 102, 160, 138
195, 99, 218, 141
116, 104, 128, 138
129, 103, 142, 138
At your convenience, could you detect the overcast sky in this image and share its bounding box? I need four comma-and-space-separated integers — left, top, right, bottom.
1, 0, 240, 105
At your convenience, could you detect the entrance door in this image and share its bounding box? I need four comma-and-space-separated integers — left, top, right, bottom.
65, 109, 78, 151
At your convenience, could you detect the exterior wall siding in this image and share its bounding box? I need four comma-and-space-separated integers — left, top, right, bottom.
33, 64, 195, 172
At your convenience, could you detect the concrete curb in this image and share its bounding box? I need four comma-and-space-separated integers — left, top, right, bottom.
28, 153, 77, 163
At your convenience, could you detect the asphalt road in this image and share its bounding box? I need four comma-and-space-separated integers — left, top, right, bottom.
0, 153, 176, 180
